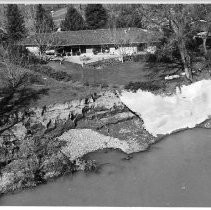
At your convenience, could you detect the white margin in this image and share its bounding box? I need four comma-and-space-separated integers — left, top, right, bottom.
0, 0, 211, 4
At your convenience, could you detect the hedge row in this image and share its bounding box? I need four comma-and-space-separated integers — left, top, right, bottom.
29, 65, 72, 82
125, 81, 165, 92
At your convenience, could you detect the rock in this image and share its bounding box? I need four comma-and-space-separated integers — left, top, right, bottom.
122, 155, 133, 161
12, 123, 27, 141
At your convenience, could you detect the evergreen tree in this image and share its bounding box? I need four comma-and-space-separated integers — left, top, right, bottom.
5, 4, 26, 43
116, 6, 143, 28
61, 6, 85, 31
85, 4, 108, 29
35, 4, 55, 33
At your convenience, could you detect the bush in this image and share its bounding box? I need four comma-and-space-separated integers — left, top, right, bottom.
123, 55, 133, 62
84, 81, 90, 86
123, 53, 158, 63
27, 73, 45, 85
132, 54, 146, 62
205, 49, 211, 63
30, 65, 72, 82
50, 71, 72, 82
7, 45, 47, 66
125, 81, 165, 92
144, 53, 158, 63
85, 57, 121, 69
101, 82, 109, 88
152, 41, 181, 63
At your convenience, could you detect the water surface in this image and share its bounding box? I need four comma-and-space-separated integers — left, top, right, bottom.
1, 128, 211, 206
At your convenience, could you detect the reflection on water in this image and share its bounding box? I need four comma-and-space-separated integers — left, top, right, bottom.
120, 80, 211, 136
1, 128, 211, 206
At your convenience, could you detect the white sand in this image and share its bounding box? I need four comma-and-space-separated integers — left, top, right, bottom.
120, 80, 211, 136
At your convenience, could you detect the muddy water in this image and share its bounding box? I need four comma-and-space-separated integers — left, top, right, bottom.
2, 128, 211, 206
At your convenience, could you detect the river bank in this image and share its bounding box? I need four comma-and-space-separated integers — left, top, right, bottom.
2, 128, 211, 206
0, 90, 155, 195
1, 80, 211, 196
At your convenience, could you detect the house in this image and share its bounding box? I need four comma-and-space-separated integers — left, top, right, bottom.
19, 27, 162, 65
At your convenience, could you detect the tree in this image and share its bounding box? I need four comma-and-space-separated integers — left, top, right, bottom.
0, 5, 6, 30
192, 5, 211, 57
0, 28, 8, 46
139, 4, 198, 81
85, 4, 108, 29
0, 61, 48, 136
28, 31, 66, 57
61, 6, 85, 31
116, 5, 143, 28
19, 5, 37, 35
34, 4, 57, 56
5, 4, 26, 43
35, 4, 55, 33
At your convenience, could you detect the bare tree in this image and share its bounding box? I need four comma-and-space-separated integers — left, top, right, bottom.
28, 30, 65, 61
0, 53, 48, 136
139, 5, 196, 81
192, 5, 211, 57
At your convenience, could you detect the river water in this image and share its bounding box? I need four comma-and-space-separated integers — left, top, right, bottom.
1, 128, 211, 206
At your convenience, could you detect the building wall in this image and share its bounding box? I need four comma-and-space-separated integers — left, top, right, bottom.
84, 45, 140, 56
26, 47, 40, 55
25, 43, 154, 58
85, 48, 93, 54
118, 46, 138, 55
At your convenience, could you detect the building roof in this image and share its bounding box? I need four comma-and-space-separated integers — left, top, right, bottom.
19, 27, 162, 47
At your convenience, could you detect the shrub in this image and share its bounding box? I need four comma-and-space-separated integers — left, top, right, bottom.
132, 54, 145, 62
7, 45, 47, 66
123, 55, 133, 62
101, 82, 109, 88
85, 57, 121, 69
50, 71, 72, 82
27, 73, 45, 85
205, 49, 211, 65
84, 82, 90, 86
91, 82, 101, 87
125, 81, 165, 92
30, 65, 72, 82
145, 53, 158, 63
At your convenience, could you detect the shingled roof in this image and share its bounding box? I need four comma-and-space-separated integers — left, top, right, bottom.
20, 27, 162, 47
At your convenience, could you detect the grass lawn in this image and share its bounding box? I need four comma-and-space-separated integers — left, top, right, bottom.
29, 61, 153, 106
2, 59, 208, 107
0, 61, 98, 107
29, 61, 185, 106
48, 61, 150, 86
48, 60, 184, 85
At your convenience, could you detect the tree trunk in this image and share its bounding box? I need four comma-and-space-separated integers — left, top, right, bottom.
203, 37, 207, 56
178, 39, 192, 81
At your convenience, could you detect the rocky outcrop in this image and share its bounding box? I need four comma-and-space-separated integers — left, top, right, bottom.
0, 90, 154, 195
2, 83, 211, 195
